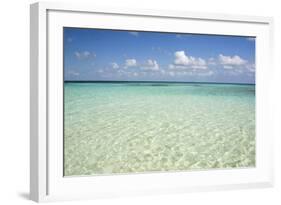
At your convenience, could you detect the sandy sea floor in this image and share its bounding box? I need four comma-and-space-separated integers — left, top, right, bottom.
64, 82, 255, 176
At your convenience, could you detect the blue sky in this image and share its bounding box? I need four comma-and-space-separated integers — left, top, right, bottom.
64, 27, 255, 83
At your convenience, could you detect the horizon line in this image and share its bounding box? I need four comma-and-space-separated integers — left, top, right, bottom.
64, 80, 255, 85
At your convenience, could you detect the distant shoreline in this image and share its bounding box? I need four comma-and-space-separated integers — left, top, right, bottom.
64, 80, 255, 86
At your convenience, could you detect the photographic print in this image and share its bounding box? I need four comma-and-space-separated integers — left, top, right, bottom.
63, 28, 255, 176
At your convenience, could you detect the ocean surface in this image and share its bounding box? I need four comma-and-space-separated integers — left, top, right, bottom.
64, 82, 255, 176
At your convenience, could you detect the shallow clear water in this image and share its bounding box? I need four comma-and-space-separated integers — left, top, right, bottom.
64, 82, 255, 176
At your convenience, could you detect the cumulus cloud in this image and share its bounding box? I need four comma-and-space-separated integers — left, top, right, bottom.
141, 59, 159, 71
208, 57, 216, 65
218, 54, 247, 66
128, 32, 139, 37
174, 51, 189, 65
124, 59, 137, 68
217, 54, 255, 76
170, 51, 208, 70
75, 51, 96, 60
111, 62, 119, 69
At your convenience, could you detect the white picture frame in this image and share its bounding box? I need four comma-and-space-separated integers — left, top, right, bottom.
30, 1, 274, 202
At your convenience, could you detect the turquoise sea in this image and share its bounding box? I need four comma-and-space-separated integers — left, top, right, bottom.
64, 82, 255, 176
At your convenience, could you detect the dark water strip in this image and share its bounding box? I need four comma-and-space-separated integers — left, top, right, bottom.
64, 80, 255, 86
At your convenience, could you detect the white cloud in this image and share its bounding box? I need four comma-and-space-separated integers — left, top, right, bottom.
124, 59, 137, 68
208, 57, 216, 65
246, 63, 255, 72
168, 71, 175, 76
217, 54, 255, 75
75, 51, 95, 60
223, 65, 234, 69
111, 62, 119, 69
218, 54, 247, 66
142, 59, 159, 71
174, 51, 190, 65
170, 51, 208, 70
197, 70, 214, 76
160, 69, 166, 75
167, 51, 216, 77
128, 32, 139, 37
